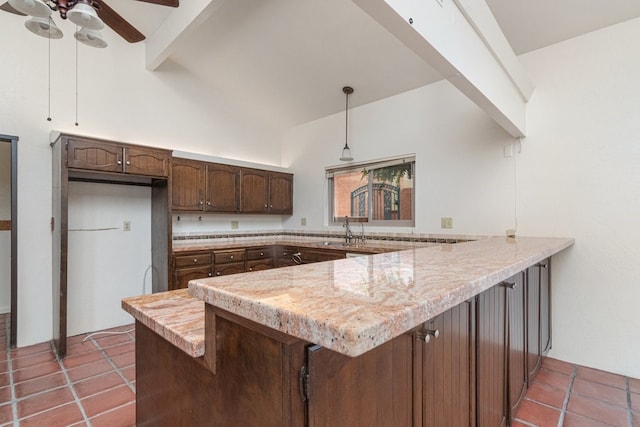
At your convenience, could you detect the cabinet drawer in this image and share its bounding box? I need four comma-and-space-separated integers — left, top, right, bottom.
214, 250, 245, 264
214, 262, 246, 277
246, 247, 273, 260
174, 266, 213, 289
246, 259, 275, 272
175, 253, 213, 267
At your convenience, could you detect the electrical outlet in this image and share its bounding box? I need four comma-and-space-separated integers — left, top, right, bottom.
231, 221, 239, 230
441, 217, 453, 229
301, 217, 307, 226
123, 221, 131, 231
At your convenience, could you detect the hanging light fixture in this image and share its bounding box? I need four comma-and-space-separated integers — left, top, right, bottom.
9, 0, 107, 47
339, 86, 354, 162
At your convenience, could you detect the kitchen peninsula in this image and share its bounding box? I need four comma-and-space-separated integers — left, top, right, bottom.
123, 236, 574, 426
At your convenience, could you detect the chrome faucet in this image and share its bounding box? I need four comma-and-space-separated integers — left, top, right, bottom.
343, 216, 353, 244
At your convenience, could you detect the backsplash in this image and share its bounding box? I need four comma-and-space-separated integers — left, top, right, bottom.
172, 229, 486, 245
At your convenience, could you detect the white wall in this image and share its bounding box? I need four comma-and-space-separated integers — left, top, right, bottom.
282, 18, 640, 378
0, 143, 10, 313
67, 182, 151, 335
0, 13, 284, 346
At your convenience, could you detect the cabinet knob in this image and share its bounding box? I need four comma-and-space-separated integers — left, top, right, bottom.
216, 272, 221, 276
117, 160, 122, 165
206, 201, 211, 206
264, 204, 268, 208
208, 272, 212, 277
249, 268, 253, 271
416, 328, 440, 343
126, 161, 131, 165
260, 252, 264, 256
199, 201, 204, 206
230, 255, 234, 260
193, 258, 198, 263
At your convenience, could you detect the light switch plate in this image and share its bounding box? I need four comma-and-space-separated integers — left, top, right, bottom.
301, 217, 307, 226
123, 221, 131, 231
231, 221, 239, 230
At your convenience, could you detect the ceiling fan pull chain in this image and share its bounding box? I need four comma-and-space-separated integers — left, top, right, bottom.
75, 25, 79, 126
46, 16, 52, 122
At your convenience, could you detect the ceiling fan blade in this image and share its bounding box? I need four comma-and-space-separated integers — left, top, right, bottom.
94, 0, 145, 43
136, 0, 178, 7
0, 1, 27, 15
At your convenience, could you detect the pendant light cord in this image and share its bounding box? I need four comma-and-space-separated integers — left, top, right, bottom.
345, 90, 349, 147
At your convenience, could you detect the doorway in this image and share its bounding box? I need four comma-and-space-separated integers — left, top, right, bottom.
0, 134, 17, 347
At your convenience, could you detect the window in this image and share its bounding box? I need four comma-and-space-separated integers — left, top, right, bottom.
327, 155, 415, 227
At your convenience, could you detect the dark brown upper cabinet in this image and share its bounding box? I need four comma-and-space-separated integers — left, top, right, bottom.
171, 159, 241, 213
66, 137, 170, 177
240, 168, 293, 215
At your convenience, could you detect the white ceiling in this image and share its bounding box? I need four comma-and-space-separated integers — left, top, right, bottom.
18, 0, 640, 130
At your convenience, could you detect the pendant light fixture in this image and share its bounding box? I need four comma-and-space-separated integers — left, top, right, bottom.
339, 86, 354, 161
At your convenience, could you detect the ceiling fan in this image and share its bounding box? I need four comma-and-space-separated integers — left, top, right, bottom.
0, 0, 178, 45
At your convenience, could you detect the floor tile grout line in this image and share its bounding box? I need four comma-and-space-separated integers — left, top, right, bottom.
556, 364, 576, 427
90, 336, 136, 393
56, 340, 94, 427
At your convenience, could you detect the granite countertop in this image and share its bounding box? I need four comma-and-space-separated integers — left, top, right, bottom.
123, 236, 574, 358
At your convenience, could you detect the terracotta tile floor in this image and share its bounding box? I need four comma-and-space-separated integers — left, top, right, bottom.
0, 311, 638, 426
0, 314, 136, 426
514, 357, 639, 427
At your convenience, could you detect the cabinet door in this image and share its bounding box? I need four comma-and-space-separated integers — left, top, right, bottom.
306, 335, 413, 427
539, 258, 552, 354
246, 259, 274, 272
506, 273, 527, 421
414, 301, 474, 427
205, 163, 240, 212
526, 266, 542, 380
66, 138, 122, 172
124, 146, 170, 177
174, 266, 213, 290
214, 262, 246, 277
240, 168, 269, 213
171, 159, 206, 211
476, 285, 507, 427
268, 172, 293, 215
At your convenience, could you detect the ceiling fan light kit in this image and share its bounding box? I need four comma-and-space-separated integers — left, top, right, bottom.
25, 16, 63, 38
8, 0, 50, 18
67, 1, 103, 30
74, 27, 106, 48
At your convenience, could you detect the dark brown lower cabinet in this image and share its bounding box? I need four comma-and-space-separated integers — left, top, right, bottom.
306, 337, 413, 426
476, 283, 507, 427
413, 300, 475, 427
506, 272, 527, 422
136, 265, 554, 426
526, 258, 552, 383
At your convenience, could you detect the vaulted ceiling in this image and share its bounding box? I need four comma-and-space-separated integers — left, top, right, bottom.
8, 0, 640, 131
